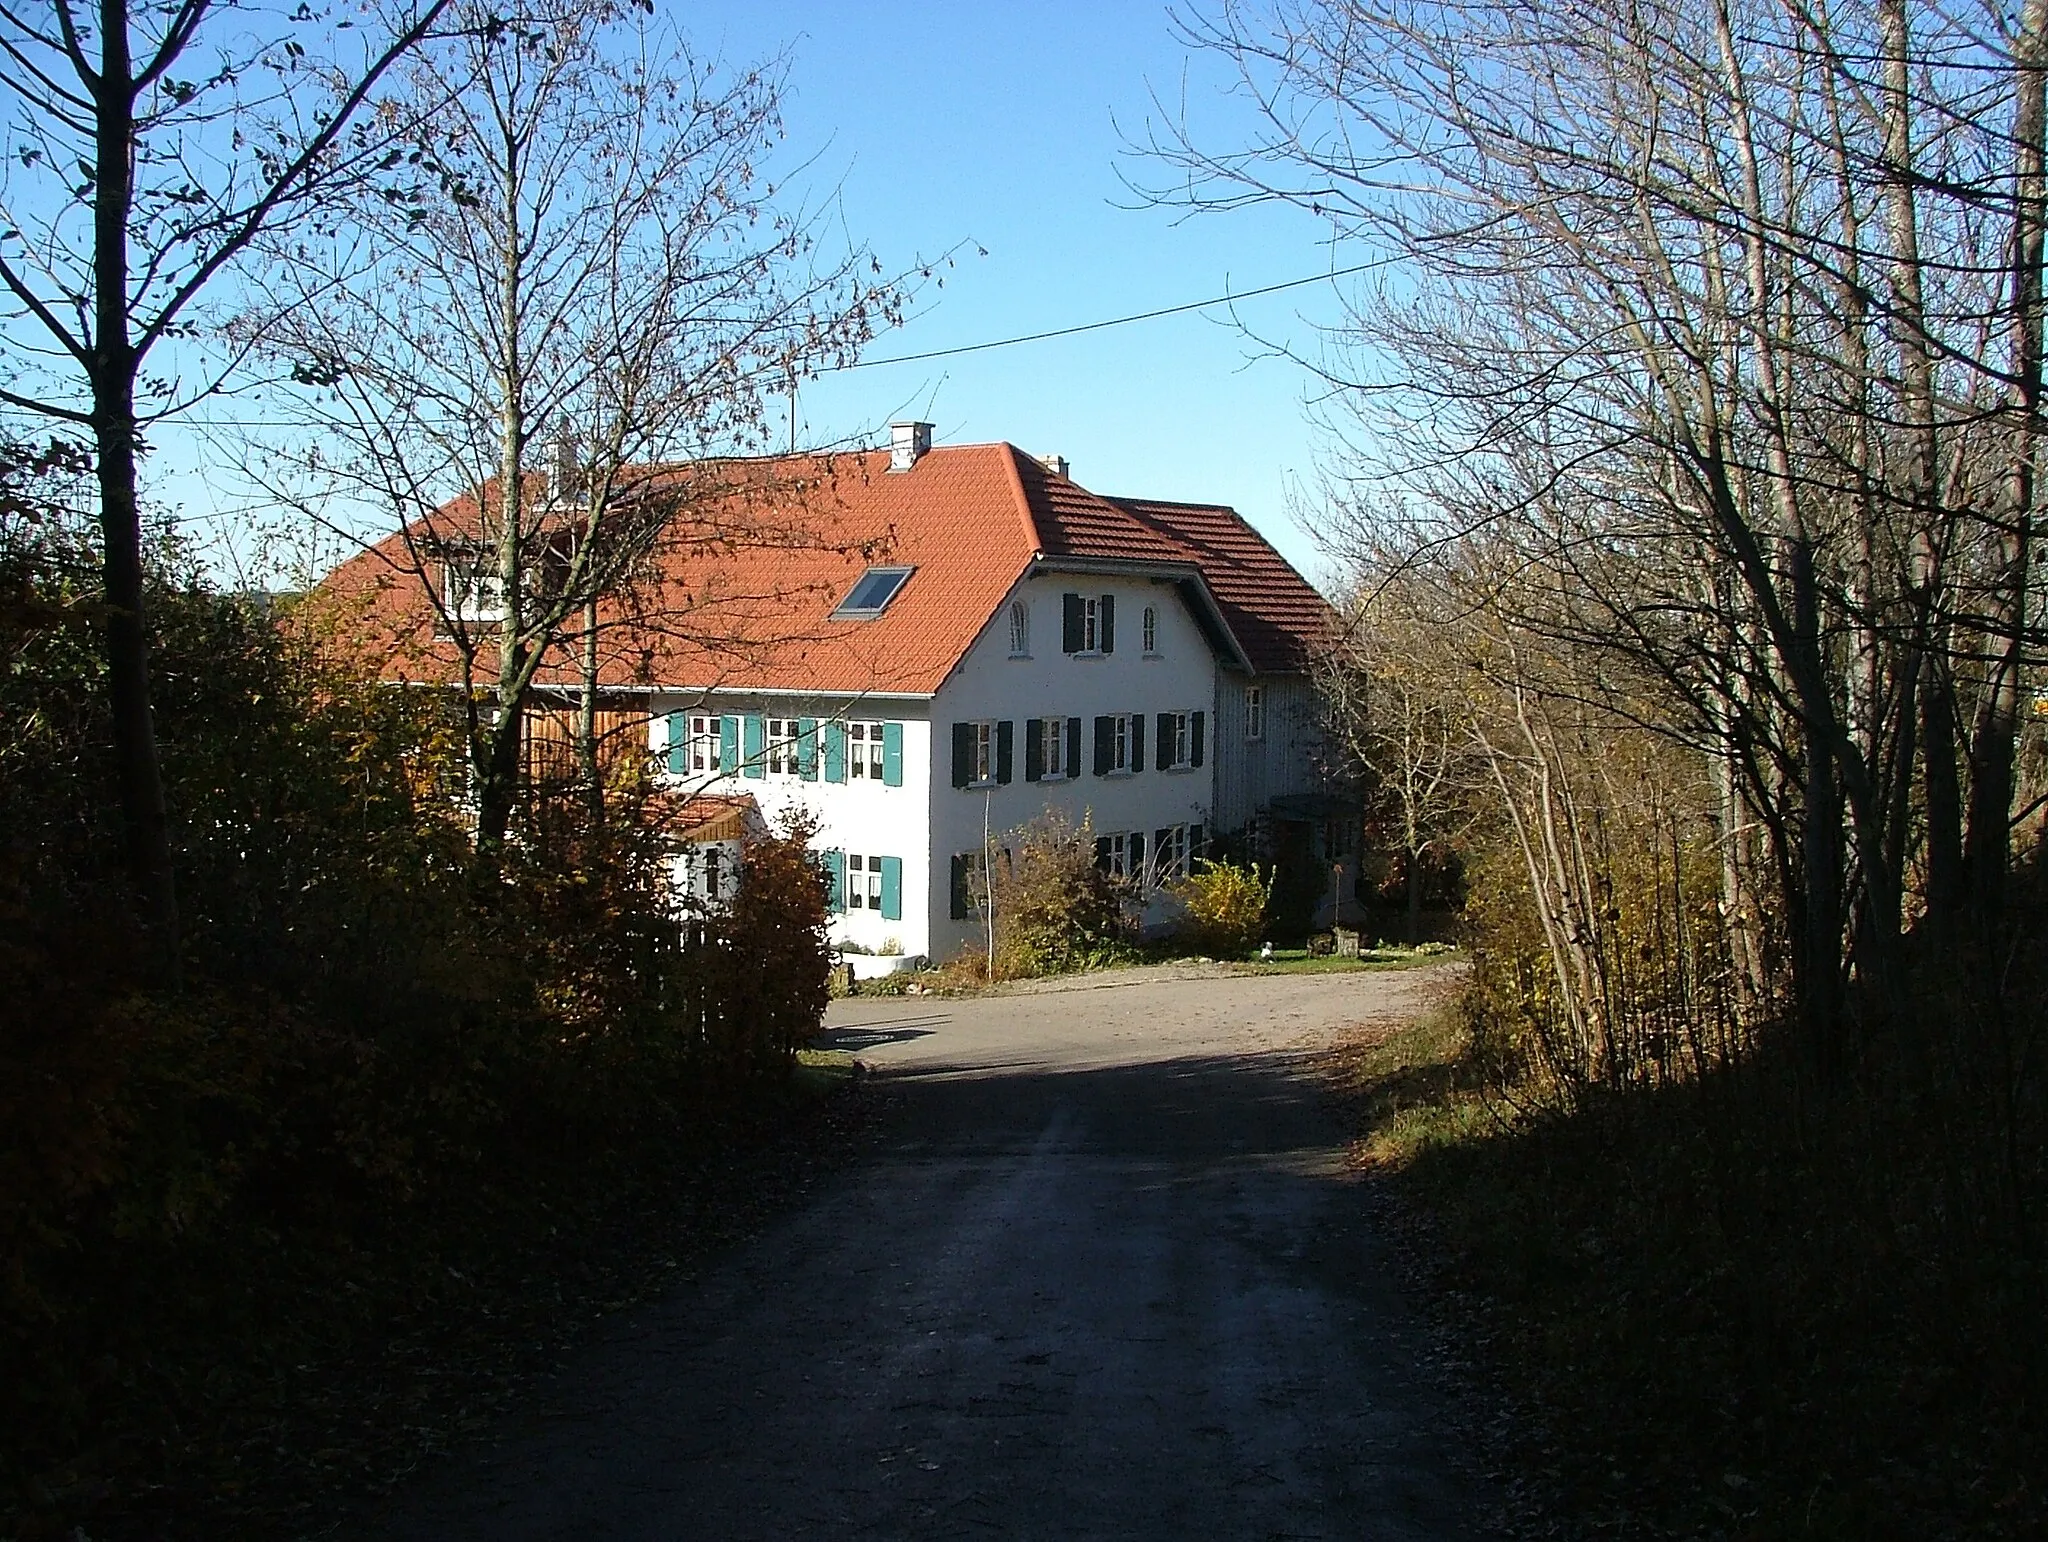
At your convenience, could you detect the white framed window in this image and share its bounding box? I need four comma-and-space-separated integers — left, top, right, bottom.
848, 720, 886, 779
766, 717, 799, 777
973, 720, 995, 784
1245, 685, 1265, 741
1154, 824, 1190, 884
1099, 832, 1132, 879
1142, 604, 1158, 655
1008, 600, 1030, 657
685, 843, 728, 902
443, 545, 506, 623
1079, 596, 1102, 652
1039, 715, 1067, 779
688, 714, 722, 774
846, 853, 885, 910
1165, 711, 1192, 770
1110, 713, 1131, 774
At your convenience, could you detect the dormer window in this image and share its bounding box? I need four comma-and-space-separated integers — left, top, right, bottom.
1008, 600, 1030, 657
832, 565, 914, 619
442, 543, 505, 623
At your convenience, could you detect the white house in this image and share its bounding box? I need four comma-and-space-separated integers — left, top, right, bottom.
322, 423, 1348, 960
641, 426, 1343, 960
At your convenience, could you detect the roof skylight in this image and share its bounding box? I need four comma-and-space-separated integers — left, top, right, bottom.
832, 565, 914, 619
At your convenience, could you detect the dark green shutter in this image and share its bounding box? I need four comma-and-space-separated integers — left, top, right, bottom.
666, 713, 687, 775
797, 717, 818, 779
996, 719, 1014, 784
1095, 836, 1112, 871
951, 722, 973, 787
1130, 832, 1145, 882
879, 855, 902, 921
950, 854, 970, 919
822, 848, 845, 911
1156, 712, 1172, 769
1157, 829, 1173, 878
1066, 717, 1081, 778
823, 720, 846, 783
1093, 715, 1112, 776
1131, 713, 1145, 773
1192, 711, 1206, 767
742, 714, 765, 778
1099, 593, 1115, 653
1063, 593, 1083, 653
882, 721, 904, 786
1025, 717, 1043, 782
719, 715, 738, 774
1190, 824, 1205, 865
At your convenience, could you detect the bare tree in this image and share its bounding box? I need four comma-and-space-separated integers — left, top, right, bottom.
248, 0, 910, 872
1143, 0, 2048, 1063
0, 0, 460, 969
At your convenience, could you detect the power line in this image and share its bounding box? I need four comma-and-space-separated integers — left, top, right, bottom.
839, 261, 1378, 369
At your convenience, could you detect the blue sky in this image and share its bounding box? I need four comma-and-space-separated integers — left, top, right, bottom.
152, 2, 1357, 587
671, 1, 1351, 582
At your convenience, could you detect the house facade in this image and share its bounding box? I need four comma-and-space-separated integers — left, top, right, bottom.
322, 423, 1346, 960
639, 427, 1341, 961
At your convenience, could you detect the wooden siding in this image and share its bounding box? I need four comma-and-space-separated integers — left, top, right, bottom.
522, 705, 653, 786
1211, 674, 1329, 834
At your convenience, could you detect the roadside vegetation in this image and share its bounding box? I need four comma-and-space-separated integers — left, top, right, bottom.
1149, 1, 2048, 1535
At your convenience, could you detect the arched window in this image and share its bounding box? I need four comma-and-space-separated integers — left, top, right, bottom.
1142, 605, 1159, 654
1009, 600, 1030, 656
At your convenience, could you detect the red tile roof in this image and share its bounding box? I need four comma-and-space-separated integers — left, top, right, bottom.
314, 442, 1328, 695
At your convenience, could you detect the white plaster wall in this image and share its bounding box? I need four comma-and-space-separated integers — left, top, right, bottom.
647, 693, 935, 959
926, 572, 1219, 960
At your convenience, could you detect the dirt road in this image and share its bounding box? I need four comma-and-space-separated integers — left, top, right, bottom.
356, 964, 1493, 1540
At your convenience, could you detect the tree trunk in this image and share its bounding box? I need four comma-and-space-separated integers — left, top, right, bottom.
95, 0, 179, 977
579, 595, 603, 819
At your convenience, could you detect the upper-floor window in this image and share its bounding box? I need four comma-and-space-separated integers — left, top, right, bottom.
1142, 605, 1158, 655
1061, 592, 1115, 655
766, 717, 800, 777
442, 545, 506, 623
848, 720, 886, 778
1156, 709, 1205, 771
1039, 716, 1066, 779
950, 719, 1012, 788
972, 720, 995, 785
1246, 685, 1265, 741
1092, 711, 1139, 776
1008, 600, 1030, 657
688, 714, 722, 774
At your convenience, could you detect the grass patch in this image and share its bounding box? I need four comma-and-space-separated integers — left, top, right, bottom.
1227, 943, 1459, 976
1329, 1007, 2047, 1541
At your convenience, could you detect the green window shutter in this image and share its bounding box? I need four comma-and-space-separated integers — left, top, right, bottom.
1156, 712, 1172, 769
823, 720, 847, 783
1067, 717, 1081, 777
797, 717, 818, 779
882, 721, 904, 786
996, 719, 1014, 784
1099, 593, 1115, 653
1062, 593, 1083, 653
1093, 715, 1111, 775
951, 722, 974, 788
879, 855, 903, 921
742, 714, 765, 778
1024, 716, 1043, 782
719, 715, 738, 773
1192, 711, 1206, 767
950, 853, 970, 919
1190, 823, 1205, 865
822, 848, 845, 912
1130, 831, 1145, 880
666, 713, 687, 775
1131, 713, 1146, 773
1095, 836, 1112, 871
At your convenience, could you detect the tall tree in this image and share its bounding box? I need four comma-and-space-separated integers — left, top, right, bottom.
250, 0, 908, 871
0, 0, 456, 969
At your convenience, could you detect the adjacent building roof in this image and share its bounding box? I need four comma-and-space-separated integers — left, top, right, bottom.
316, 441, 1330, 696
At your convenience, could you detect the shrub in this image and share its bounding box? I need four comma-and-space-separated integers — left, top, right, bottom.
984, 811, 1129, 977
1168, 859, 1272, 957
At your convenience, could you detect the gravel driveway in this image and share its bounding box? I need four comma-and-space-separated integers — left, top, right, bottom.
355, 964, 1493, 1540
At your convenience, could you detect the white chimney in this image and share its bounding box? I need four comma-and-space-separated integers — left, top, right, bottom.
1040, 453, 1069, 478
889, 420, 934, 472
